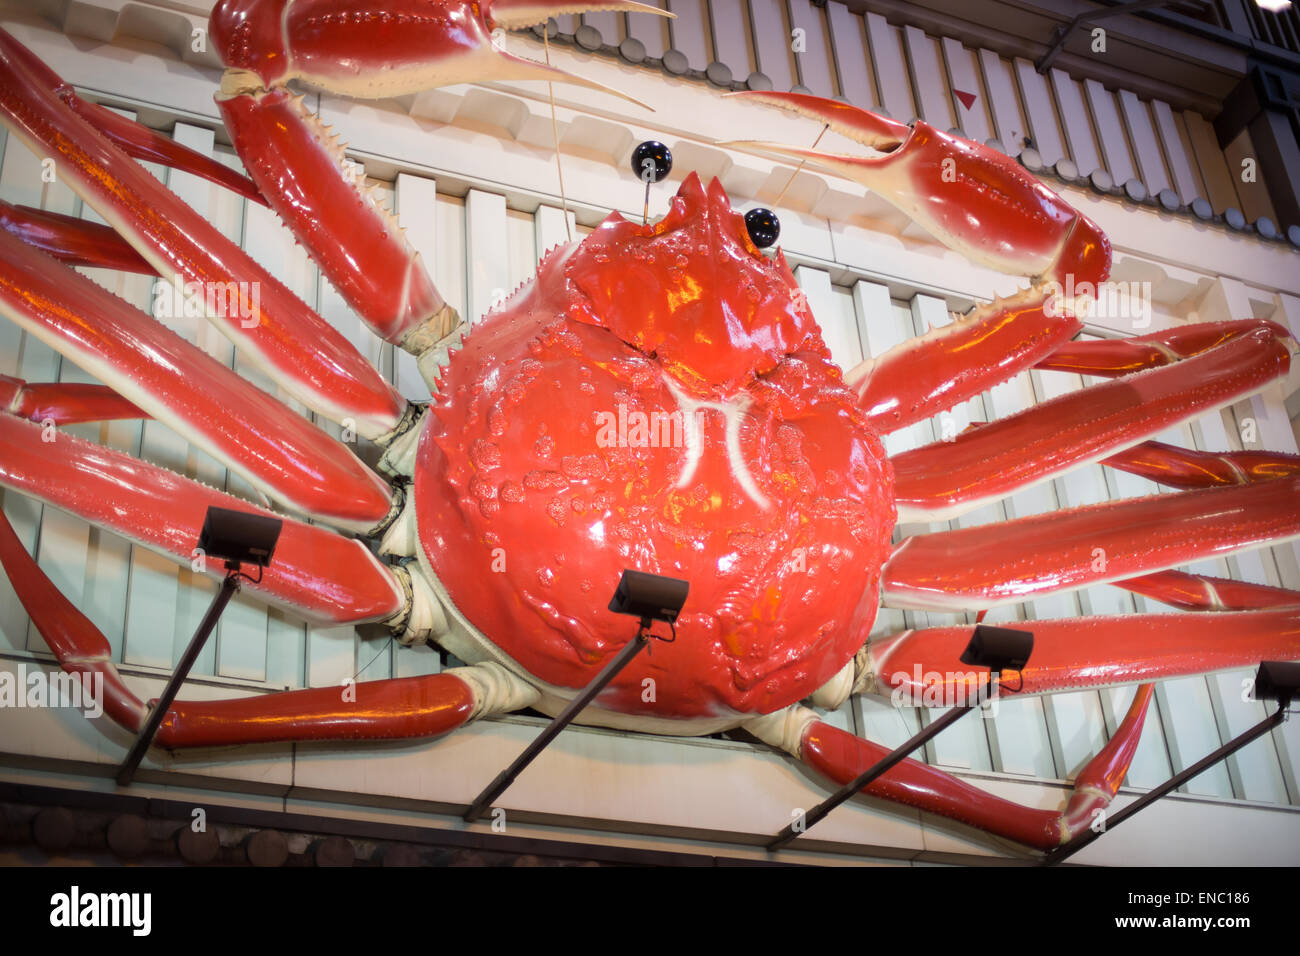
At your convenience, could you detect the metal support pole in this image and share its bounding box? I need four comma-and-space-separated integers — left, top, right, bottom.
767, 700, 979, 852
464, 623, 653, 823
1044, 704, 1290, 865
116, 571, 241, 786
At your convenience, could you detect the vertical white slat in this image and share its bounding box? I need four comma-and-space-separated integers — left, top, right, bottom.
394, 171, 441, 403
940, 38, 991, 143
709, 0, 752, 79
626, 0, 669, 59
307, 624, 357, 689
465, 188, 510, 325
1183, 110, 1240, 214
216, 594, 268, 682
793, 266, 860, 372
553, 14, 579, 34
1049, 70, 1102, 176
827, 3, 877, 110
748, 0, 795, 92
865, 13, 915, 120
666, 0, 710, 71
788, 0, 835, 97
394, 641, 442, 679
505, 207, 538, 299
433, 193, 468, 324
265, 607, 307, 689
853, 288, 925, 459
1152, 100, 1204, 204
534, 204, 577, 258
1013, 58, 1065, 166
978, 49, 1028, 150
1084, 79, 1138, 185
1118, 90, 1172, 196
902, 26, 954, 130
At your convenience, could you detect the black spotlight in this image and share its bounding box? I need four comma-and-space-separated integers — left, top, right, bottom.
608, 569, 689, 625
960, 624, 1033, 675
1254, 661, 1300, 708
631, 140, 672, 183
197, 506, 283, 568
744, 207, 780, 248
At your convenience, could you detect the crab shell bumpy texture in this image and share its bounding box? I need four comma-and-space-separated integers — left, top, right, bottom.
415, 173, 897, 722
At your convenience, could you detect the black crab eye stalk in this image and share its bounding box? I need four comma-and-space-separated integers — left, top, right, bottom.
744, 207, 780, 249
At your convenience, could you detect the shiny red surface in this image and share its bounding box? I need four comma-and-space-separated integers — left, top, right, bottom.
157, 673, 476, 747
0, 228, 395, 531
0, 415, 405, 625
872, 609, 1300, 697
1037, 319, 1294, 376
852, 296, 1081, 435
0, 201, 152, 274
891, 326, 1290, 514
416, 174, 896, 719
1119, 571, 1300, 611
0, 374, 146, 425
0, 28, 407, 439
1101, 439, 1300, 490
803, 684, 1152, 849
219, 88, 444, 346
884, 475, 1300, 609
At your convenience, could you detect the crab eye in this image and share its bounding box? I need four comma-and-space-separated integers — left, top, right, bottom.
631, 141, 672, 183
744, 207, 780, 249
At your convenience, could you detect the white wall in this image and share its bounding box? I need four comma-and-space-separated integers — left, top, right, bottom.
1, 4, 1299, 864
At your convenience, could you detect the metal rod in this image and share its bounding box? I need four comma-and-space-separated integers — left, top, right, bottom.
767, 700, 979, 852
1044, 704, 1289, 865
463, 623, 653, 823
116, 571, 241, 786
1036, 0, 1174, 73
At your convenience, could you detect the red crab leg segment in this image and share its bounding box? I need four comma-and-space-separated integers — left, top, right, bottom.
0, 29, 407, 440
727, 92, 1111, 285
0, 415, 406, 625
890, 326, 1290, 520
0, 230, 395, 531
1037, 320, 1295, 377
0, 374, 146, 426
0, 28, 265, 205
0, 201, 152, 274
1117, 571, 1300, 611
866, 608, 1300, 700
0, 509, 476, 747
795, 685, 1153, 850
209, 0, 668, 348
726, 92, 1110, 432
882, 475, 1300, 610
1099, 439, 1300, 490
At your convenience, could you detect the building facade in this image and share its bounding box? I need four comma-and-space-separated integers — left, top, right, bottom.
1, 0, 1299, 865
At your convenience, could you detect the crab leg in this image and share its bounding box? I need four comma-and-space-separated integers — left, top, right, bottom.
0, 509, 533, 748
0, 201, 152, 274
1117, 570, 1300, 611
890, 325, 1290, 520
0, 374, 146, 426
725, 91, 1112, 433
1099, 439, 1300, 490
208, 0, 668, 348
1037, 320, 1296, 376
0, 28, 265, 206
0, 230, 396, 531
751, 687, 1155, 850
0, 29, 408, 440
882, 475, 1300, 610
0, 414, 406, 625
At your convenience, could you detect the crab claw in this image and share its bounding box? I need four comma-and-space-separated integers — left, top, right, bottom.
724, 91, 1110, 288
211, 0, 671, 110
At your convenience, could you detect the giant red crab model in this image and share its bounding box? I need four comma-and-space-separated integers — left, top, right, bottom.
0, 0, 1298, 856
